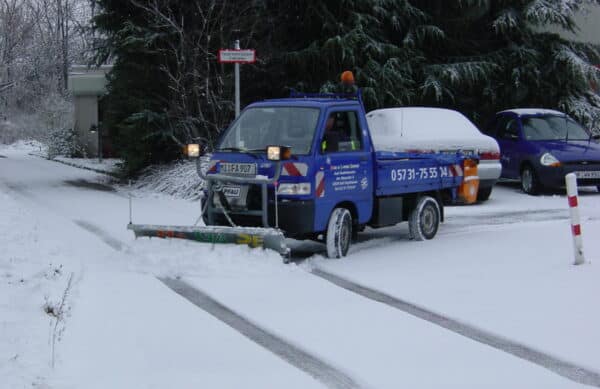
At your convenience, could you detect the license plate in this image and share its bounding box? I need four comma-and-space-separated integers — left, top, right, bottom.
575, 171, 600, 179
220, 163, 256, 175
222, 186, 241, 197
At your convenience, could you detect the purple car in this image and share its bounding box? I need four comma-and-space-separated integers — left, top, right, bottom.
484, 109, 600, 195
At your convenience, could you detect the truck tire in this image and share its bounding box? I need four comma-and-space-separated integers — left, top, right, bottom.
326, 208, 352, 258
409, 196, 440, 241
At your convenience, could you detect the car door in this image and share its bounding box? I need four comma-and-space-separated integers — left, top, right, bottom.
495, 115, 522, 178
314, 108, 373, 230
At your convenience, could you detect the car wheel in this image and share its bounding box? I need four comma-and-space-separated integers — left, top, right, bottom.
409, 196, 440, 241
477, 186, 493, 202
326, 208, 352, 258
521, 165, 542, 195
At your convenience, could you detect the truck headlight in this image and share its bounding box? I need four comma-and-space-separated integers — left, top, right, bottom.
184, 144, 201, 158
277, 183, 311, 195
540, 153, 561, 167
267, 145, 291, 161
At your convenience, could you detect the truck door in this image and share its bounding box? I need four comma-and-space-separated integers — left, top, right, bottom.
314, 108, 373, 230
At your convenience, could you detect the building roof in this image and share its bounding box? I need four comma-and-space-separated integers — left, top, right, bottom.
68, 65, 113, 96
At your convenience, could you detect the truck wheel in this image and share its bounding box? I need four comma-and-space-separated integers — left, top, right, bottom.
409, 196, 440, 241
326, 208, 352, 258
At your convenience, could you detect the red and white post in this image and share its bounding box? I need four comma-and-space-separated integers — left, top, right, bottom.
565, 173, 586, 265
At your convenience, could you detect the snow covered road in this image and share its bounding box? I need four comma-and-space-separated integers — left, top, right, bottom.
2, 143, 600, 388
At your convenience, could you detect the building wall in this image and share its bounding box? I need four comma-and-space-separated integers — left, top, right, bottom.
67, 65, 111, 157
73, 95, 99, 155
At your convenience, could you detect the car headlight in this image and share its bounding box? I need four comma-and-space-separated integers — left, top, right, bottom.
277, 183, 311, 195
540, 153, 561, 167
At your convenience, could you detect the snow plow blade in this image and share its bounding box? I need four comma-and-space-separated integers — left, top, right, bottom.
127, 224, 290, 257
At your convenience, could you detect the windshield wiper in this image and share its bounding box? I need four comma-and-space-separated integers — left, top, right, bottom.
217, 147, 244, 152
216, 147, 264, 158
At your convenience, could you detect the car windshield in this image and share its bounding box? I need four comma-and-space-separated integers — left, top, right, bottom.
218, 107, 320, 154
522, 115, 590, 141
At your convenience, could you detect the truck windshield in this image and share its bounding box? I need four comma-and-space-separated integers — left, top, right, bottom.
522, 115, 590, 141
218, 107, 320, 154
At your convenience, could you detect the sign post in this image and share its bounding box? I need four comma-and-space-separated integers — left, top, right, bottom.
234, 40, 240, 118
218, 44, 256, 118
566, 173, 586, 265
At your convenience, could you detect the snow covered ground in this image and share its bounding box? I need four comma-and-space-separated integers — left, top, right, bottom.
2, 142, 600, 388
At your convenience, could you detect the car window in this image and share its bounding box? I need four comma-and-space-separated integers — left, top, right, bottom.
522, 115, 590, 141
498, 118, 519, 140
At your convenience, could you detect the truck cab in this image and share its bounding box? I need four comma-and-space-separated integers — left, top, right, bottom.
204, 95, 375, 238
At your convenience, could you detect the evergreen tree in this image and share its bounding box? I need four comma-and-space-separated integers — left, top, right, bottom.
257, 0, 435, 111
93, 0, 263, 174
417, 0, 600, 128
93, 0, 173, 174
94, 0, 600, 174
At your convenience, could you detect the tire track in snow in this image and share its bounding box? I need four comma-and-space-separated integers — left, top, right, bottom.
0, 181, 360, 388
311, 268, 600, 388
72, 220, 126, 252
159, 277, 364, 389
1, 179, 128, 253
445, 209, 569, 228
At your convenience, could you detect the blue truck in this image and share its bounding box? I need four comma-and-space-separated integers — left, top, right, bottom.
129, 89, 475, 259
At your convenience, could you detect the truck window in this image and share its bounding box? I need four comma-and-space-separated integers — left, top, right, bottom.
218, 107, 319, 155
321, 111, 363, 153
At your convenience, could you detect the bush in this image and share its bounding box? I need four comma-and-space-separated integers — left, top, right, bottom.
46, 127, 83, 159
38, 93, 81, 158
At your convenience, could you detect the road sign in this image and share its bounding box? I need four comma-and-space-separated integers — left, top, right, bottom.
218, 49, 256, 64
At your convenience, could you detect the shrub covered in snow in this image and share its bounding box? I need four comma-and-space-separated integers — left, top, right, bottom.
46, 127, 83, 159
132, 159, 205, 200
39, 94, 81, 159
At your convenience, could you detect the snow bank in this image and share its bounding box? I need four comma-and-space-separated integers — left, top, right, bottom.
315, 184, 600, 373
0, 190, 79, 388
130, 159, 204, 200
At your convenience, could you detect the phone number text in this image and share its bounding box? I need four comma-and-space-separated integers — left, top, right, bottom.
390, 166, 451, 182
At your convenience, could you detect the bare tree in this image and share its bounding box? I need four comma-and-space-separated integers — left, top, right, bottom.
30, 0, 91, 94
0, 0, 92, 144
0, 0, 35, 108
128, 0, 261, 148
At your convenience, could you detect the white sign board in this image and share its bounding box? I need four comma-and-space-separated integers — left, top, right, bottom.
218, 49, 256, 64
